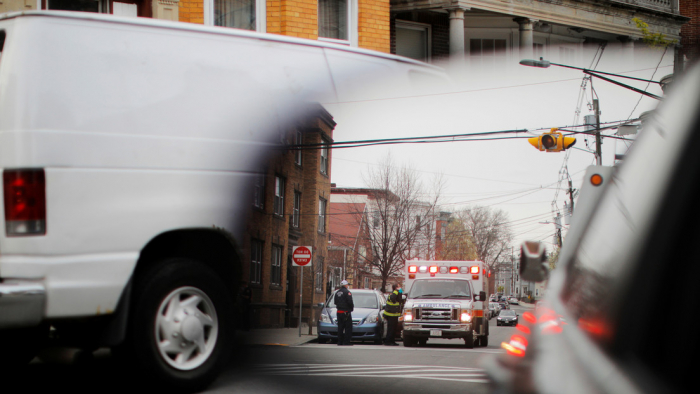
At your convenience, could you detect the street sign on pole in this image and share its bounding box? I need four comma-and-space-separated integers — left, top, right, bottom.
292, 246, 313, 266
293, 246, 313, 336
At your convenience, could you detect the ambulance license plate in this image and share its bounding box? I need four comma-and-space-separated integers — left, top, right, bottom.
430, 329, 442, 337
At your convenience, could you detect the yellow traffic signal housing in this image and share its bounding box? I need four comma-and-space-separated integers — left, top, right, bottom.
528, 128, 576, 152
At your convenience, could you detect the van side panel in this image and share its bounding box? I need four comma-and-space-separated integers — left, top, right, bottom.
0, 16, 336, 318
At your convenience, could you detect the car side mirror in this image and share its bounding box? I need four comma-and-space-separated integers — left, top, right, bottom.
520, 241, 549, 282
479, 291, 486, 301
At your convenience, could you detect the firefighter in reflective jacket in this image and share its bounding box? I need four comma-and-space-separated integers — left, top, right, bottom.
383, 284, 402, 346
335, 280, 354, 346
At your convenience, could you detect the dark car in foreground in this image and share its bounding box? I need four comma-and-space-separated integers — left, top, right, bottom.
485, 65, 700, 394
496, 310, 518, 326
317, 289, 386, 344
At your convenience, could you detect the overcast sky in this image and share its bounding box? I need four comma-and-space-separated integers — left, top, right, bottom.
325, 43, 674, 254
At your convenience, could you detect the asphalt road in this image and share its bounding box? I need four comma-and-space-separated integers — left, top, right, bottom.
206, 304, 528, 394
10, 305, 529, 394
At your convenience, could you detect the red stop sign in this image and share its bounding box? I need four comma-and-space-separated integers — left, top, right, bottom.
292, 246, 312, 266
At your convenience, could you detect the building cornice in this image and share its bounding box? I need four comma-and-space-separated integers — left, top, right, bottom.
391, 0, 688, 40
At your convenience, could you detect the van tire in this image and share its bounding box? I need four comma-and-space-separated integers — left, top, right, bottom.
0, 324, 49, 369
120, 258, 234, 392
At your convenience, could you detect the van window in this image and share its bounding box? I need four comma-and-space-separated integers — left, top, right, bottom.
0, 30, 5, 53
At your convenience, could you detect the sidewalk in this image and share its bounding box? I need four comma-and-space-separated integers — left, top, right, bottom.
517, 301, 535, 309
236, 326, 318, 347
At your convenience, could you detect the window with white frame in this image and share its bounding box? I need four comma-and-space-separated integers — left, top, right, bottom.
294, 130, 303, 166
329, 267, 341, 289
207, 0, 266, 31
533, 43, 545, 60
320, 140, 329, 175
318, 198, 327, 233
363, 276, 370, 289
292, 191, 301, 228
319, 0, 347, 40
469, 38, 507, 58
253, 173, 265, 209
395, 20, 431, 62
318, 0, 357, 45
48, 0, 104, 12
274, 176, 285, 216
315, 257, 324, 292
250, 239, 263, 284
271, 244, 282, 286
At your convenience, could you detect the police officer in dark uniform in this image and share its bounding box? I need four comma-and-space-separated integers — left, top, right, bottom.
334, 280, 354, 346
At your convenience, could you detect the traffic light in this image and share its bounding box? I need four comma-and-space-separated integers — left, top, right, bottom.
528, 128, 576, 152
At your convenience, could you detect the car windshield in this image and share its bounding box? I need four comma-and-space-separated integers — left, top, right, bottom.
500, 310, 516, 317
327, 292, 378, 309
407, 279, 471, 299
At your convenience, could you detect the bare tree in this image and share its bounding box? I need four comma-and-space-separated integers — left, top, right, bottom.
436, 218, 479, 261
354, 156, 442, 292
452, 206, 513, 275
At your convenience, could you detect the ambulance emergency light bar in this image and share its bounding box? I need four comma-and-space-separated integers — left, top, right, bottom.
407, 264, 481, 278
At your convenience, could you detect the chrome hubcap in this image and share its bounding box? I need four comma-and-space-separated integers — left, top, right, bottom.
155, 286, 219, 370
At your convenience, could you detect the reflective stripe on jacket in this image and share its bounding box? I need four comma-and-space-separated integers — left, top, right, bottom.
383, 290, 401, 316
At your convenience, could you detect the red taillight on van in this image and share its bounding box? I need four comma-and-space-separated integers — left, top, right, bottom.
3, 169, 46, 236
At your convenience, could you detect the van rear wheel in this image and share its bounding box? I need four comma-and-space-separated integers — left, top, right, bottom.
120, 258, 234, 392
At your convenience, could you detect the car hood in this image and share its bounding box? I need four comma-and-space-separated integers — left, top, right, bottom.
325, 307, 378, 320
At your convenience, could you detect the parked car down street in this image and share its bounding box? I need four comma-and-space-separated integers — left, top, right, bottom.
317, 289, 386, 344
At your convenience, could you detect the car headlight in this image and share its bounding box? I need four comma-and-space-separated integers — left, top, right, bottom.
320, 313, 331, 323
403, 311, 413, 322
365, 314, 379, 324
460, 312, 472, 322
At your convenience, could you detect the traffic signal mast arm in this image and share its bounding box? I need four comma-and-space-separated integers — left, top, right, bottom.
528, 128, 576, 152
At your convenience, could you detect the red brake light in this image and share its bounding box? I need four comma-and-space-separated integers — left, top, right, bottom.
429, 266, 438, 274
470, 266, 479, 274
408, 265, 417, 273
3, 169, 46, 236
523, 311, 537, 324
449, 267, 458, 273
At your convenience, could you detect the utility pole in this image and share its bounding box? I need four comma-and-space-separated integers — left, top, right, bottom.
554, 213, 563, 247
593, 99, 602, 165
568, 180, 575, 215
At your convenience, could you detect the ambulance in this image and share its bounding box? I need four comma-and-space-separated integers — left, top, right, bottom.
401, 260, 489, 348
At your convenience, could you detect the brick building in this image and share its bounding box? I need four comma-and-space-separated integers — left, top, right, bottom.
680, 0, 699, 67
327, 200, 373, 291
3, 1, 391, 53
244, 106, 335, 328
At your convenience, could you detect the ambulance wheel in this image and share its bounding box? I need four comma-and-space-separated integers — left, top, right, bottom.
464, 333, 474, 349
122, 258, 234, 392
480, 336, 489, 347
418, 339, 427, 346
403, 336, 417, 347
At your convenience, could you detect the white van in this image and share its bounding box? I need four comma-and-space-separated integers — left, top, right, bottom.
0, 11, 448, 390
